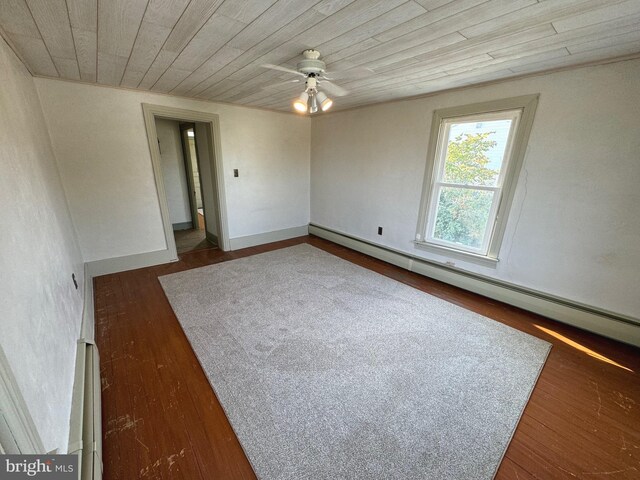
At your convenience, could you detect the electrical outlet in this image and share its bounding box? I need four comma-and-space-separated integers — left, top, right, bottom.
233, 169, 239, 177
377, 226, 383, 235
72, 273, 78, 289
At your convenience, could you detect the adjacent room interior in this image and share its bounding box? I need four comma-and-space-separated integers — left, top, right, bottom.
0, 1, 639, 479
155, 116, 220, 254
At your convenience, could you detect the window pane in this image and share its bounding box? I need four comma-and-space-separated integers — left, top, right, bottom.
433, 187, 494, 250
443, 119, 513, 187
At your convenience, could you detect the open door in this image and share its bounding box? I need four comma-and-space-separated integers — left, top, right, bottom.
179, 123, 204, 232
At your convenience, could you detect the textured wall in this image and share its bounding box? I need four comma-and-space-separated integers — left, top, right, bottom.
311, 59, 640, 319
35, 79, 311, 262
0, 39, 84, 452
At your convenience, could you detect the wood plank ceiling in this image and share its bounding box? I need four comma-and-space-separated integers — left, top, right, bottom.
1, 0, 639, 113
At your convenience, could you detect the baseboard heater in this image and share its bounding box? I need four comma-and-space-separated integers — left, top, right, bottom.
68, 339, 102, 480
309, 223, 640, 347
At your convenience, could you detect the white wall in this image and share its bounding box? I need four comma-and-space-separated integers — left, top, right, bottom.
155, 119, 192, 226
35, 79, 311, 262
311, 59, 640, 320
0, 39, 84, 452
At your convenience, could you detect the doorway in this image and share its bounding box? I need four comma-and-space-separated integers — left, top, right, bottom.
180, 124, 204, 231
175, 123, 210, 254
143, 104, 230, 259
155, 119, 218, 254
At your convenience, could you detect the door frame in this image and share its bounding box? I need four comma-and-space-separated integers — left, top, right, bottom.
178, 122, 203, 233
0, 345, 45, 453
142, 104, 230, 257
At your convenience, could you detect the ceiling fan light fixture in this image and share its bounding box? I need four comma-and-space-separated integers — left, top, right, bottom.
293, 91, 309, 113
264, 50, 350, 113
308, 93, 318, 114
316, 91, 333, 111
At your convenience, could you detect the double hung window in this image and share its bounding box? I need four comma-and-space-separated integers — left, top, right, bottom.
416, 96, 538, 264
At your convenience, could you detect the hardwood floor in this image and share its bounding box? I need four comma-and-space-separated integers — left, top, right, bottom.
173, 228, 215, 254
94, 235, 640, 480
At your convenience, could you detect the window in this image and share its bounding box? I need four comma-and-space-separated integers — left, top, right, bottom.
416, 95, 538, 264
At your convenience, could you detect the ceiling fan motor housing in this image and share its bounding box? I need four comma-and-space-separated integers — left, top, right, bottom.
297, 49, 326, 74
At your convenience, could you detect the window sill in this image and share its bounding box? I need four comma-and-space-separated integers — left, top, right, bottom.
413, 241, 499, 268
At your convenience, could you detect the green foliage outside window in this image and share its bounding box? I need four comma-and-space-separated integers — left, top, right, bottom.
434, 132, 499, 248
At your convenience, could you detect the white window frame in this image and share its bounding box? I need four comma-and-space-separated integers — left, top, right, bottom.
415, 95, 539, 266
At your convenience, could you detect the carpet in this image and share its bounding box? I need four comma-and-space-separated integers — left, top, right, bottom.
159, 244, 550, 479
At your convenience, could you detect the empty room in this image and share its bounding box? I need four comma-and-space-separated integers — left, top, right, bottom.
1, 1, 639, 479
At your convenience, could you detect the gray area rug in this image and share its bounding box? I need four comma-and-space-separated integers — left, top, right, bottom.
159, 244, 550, 479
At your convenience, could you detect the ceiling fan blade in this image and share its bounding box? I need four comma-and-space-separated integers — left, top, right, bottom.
261, 63, 305, 77
323, 66, 375, 80
320, 79, 348, 97
261, 79, 301, 90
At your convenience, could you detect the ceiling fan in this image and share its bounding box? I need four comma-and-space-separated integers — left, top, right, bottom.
262, 49, 353, 114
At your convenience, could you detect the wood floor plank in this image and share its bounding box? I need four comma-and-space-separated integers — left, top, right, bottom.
495, 457, 536, 480
94, 235, 640, 479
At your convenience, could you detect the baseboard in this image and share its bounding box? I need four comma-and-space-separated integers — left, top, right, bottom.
68, 269, 95, 454
229, 225, 309, 250
80, 264, 95, 342
69, 267, 102, 479
309, 223, 640, 347
68, 340, 102, 480
68, 340, 87, 455
85, 249, 175, 277
172, 221, 193, 231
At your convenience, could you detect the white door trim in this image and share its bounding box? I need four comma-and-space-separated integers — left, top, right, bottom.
0, 345, 45, 453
